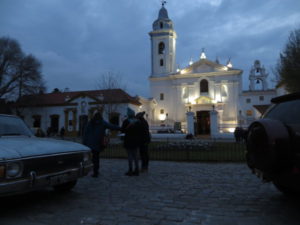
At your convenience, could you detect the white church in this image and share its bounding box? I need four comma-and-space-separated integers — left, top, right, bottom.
144, 4, 277, 138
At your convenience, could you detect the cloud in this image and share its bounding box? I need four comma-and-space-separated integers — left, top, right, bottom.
0, 0, 299, 96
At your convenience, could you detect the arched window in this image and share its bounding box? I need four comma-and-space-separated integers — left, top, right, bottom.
158, 42, 165, 54
160, 59, 164, 66
160, 22, 163, 29
200, 79, 209, 93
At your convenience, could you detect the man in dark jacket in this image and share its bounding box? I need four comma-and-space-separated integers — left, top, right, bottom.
83, 111, 120, 177
136, 111, 151, 172
121, 108, 141, 176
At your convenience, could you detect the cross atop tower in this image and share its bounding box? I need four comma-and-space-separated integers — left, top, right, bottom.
161, 0, 167, 7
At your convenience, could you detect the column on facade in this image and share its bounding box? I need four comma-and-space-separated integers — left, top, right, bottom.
68, 110, 73, 132
72, 109, 77, 132
64, 110, 68, 133
186, 111, 195, 135
210, 109, 218, 138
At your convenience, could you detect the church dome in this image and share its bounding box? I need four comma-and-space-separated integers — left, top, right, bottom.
158, 6, 169, 19
152, 6, 174, 31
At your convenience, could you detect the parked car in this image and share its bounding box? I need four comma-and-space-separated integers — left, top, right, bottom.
246, 92, 300, 195
157, 128, 174, 133
0, 114, 92, 197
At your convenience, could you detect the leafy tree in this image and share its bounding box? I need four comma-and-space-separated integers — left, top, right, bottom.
276, 28, 300, 93
0, 37, 46, 99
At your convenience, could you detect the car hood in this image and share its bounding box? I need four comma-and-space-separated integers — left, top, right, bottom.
0, 137, 90, 160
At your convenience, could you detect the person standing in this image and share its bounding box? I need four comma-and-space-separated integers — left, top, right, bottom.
121, 108, 141, 176
60, 127, 65, 139
136, 111, 151, 172
83, 110, 120, 178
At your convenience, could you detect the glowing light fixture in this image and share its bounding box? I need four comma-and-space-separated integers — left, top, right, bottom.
200, 48, 206, 59
228, 128, 235, 133
226, 58, 233, 68
176, 64, 180, 73
159, 114, 166, 121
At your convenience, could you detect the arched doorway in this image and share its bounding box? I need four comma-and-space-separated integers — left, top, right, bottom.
196, 111, 210, 135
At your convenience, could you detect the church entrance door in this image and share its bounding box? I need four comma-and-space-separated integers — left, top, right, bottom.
196, 111, 210, 135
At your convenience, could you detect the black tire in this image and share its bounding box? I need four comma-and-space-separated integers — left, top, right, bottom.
53, 180, 77, 192
246, 119, 290, 174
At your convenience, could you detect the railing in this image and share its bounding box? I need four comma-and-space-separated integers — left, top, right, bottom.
101, 141, 246, 162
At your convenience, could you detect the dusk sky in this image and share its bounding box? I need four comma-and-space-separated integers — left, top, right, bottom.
1, 0, 300, 97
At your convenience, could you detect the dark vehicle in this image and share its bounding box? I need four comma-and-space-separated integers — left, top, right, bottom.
0, 114, 92, 197
246, 92, 300, 194
157, 128, 174, 133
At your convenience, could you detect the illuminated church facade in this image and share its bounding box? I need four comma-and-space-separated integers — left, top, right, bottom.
145, 5, 276, 137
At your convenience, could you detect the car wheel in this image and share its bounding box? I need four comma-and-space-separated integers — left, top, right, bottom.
53, 180, 77, 192
273, 180, 300, 196
246, 119, 290, 175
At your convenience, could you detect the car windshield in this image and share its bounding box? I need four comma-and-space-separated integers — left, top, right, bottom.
264, 99, 300, 124
0, 115, 33, 137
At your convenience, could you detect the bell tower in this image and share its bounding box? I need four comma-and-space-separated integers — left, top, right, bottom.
149, 2, 177, 77
249, 60, 269, 91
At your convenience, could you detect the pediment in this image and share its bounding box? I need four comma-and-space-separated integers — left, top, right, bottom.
183, 59, 227, 74
195, 96, 213, 104
68, 93, 100, 103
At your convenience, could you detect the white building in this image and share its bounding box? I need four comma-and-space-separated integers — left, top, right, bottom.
146, 5, 277, 138
15, 89, 141, 136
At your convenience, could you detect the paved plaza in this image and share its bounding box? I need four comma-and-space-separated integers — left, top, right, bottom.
1, 159, 300, 225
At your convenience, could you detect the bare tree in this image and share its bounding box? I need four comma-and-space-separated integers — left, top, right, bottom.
0, 37, 46, 100
16, 54, 46, 98
96, 71, 126, 90
96, 71, 127, 123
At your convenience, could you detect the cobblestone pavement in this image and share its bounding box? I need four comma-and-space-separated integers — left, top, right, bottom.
1, 159, 300, 225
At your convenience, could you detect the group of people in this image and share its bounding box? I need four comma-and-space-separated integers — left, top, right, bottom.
82, 108, 150, 177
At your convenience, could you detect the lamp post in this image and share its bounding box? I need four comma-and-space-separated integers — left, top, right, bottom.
166, 113, 168, 126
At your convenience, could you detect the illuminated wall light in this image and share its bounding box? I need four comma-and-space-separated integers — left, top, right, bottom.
188, 95, 198, 105
215, 93, 222, 102
200, 51, 206, 59
227, 62, 233, 68
228, 128, 235, 133
159, 114, 166, 121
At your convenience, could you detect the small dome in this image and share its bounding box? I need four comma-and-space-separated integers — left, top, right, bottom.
152, 6, 173, 31
158, 6, 169, 19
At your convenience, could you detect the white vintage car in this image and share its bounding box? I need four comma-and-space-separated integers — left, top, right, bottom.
0, 114, 92, 197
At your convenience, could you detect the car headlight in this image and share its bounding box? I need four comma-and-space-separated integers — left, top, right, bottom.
6, 162, 23, 178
